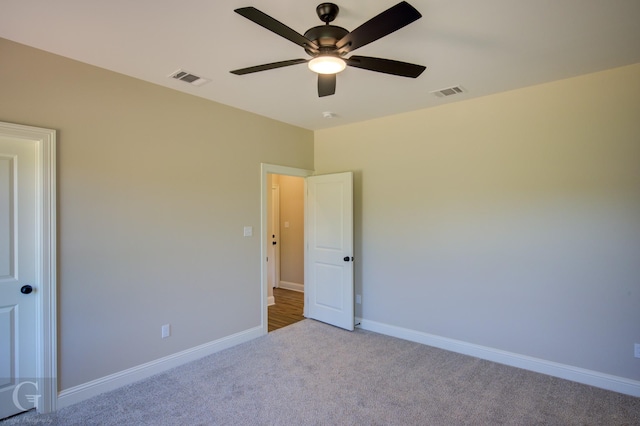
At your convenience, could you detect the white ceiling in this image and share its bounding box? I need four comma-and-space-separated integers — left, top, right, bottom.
1, 0, 639, 130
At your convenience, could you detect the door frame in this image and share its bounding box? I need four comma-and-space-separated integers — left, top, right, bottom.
0, 122, 57, 414
268, 182, 280, 291
260, 164, 312, 334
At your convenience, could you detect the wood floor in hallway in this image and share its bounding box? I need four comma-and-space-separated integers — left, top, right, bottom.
268, 287, 304, 332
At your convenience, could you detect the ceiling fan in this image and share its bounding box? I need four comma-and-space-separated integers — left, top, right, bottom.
230, 1, 426, 97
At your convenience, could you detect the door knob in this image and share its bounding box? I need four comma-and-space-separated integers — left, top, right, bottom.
343, 256, 353, 262
20, 285, 33, 294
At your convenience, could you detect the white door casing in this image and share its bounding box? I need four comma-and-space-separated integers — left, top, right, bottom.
267, 184, 280, 290
305, 172, 354, 331
0, 122, 56, 417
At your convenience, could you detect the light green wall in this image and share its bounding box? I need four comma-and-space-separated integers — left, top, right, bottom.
315, 63, 640, 381
0, 38, 313, 390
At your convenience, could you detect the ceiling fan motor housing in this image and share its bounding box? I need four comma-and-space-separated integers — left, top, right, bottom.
316, 3, 339, 23
304, 25, 349, 56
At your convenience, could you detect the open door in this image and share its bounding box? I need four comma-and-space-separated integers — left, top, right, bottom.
305, 172, 354, 331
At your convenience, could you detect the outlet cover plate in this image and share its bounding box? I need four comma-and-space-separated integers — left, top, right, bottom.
635, 343, 640, 358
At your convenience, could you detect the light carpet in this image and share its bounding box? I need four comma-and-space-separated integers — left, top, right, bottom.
2, 319, 639, 425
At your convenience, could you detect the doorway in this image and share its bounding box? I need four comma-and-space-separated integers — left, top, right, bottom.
266, 173, 305, 332
260, 164, 313, 334
260, 163, 355, 333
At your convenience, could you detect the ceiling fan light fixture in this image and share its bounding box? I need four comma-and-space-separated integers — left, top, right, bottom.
308, 56, 346, 74
231, 2, 425, 96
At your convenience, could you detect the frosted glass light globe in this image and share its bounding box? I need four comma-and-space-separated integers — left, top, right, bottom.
308, 56, 346, 74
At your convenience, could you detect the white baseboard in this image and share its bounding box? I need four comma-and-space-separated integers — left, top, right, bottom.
356, 318, 640, 398
267, 296, 275, 306
279, 281, 304, 292
57, 325, 264, 409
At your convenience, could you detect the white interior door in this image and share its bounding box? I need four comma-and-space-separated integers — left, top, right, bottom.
0, 136, 38, 419
305, 172, 354, 331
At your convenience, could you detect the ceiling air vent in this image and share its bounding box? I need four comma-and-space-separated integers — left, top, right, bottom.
430, 86, 465, 98
168, 69, 210, 87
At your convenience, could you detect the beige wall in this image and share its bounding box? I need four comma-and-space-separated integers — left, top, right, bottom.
0, 38, 313, 390
315, 63, 640, 381
278, 175, 304, 286
2, 34, 639, 394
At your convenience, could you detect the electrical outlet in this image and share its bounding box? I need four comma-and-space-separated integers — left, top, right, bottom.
634, 343, 640, 358
355, 294, 362, 304
162, 324, 171, 339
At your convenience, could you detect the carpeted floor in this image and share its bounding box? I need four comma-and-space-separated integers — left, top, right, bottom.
3, 319, 639, 425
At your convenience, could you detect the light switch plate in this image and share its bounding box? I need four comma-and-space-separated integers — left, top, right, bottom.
243, 226, 253, 237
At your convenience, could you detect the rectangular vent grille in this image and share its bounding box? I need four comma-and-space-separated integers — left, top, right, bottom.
431, 86, 465, 98
169, 69, 209, 87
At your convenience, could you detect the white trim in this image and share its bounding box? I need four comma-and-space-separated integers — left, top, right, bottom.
271, 183, 280, 289
260, 164, 313, 335
58, 325, 263, 409
0, 121, 57, 414
356, 318, 640, 397
279, 281, 304, 292
267, 296, 275, 306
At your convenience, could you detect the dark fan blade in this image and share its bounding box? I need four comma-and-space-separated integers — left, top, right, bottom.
346, 56, 425, 78
337, 1, 421, 54
318, 74, 336, 97
230, 59, 308, 75
235, 7, 319, 52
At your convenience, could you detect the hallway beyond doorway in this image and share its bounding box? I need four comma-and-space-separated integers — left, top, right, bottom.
268, 288, 304, 332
